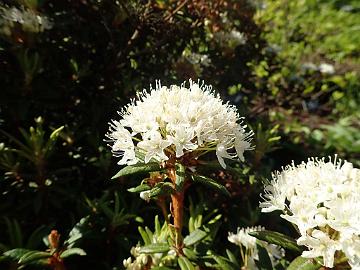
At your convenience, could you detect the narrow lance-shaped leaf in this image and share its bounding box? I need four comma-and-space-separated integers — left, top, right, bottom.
138, 226, 151, 246
178, 256, 195, 270
18, 251, 51, 265
3, 249, 33, 260
111, 162, 161, 179
225, 249, 240, 268
60, 248, 86, 258
65, 216, 91, 247
127, 184, 151, 193
190, 175, 231, 197
182, 248, 198, 260
254, 244, 272, 270
249, 230, 302, 252
147, 182, 174, 199
45, 126, 64, 155
213, 255, 237, 270
139, 243, 170, 254
183, 229, 207, 246
287, 256, 322, 270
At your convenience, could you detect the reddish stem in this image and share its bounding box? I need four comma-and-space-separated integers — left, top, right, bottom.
167, 165, 185, 254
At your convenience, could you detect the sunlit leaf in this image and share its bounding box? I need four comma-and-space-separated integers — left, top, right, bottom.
190, 175, 230, 197
249, 230, 302, 252
183, 229, 207, 246
287, 256, 322, 270
111, 162, 161, 179
139, 243, 170, 254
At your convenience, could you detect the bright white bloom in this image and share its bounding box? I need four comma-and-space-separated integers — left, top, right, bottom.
123, 246, 149, 270
182, 50, 212, 71
228, 226, 264, 250
228, 226, 285, 269
0, 5, 52, 35
341, 234, 360, 269
214, 30, 247, 49
124, 225, 176, 269
319, 63, 335, 74
298, 230, 341, 268
260, 156, 360, 268
107, 80, 253, 168
139, 190, 151, 202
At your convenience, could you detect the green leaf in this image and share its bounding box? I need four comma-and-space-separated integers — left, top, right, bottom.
190, 175, 230, 197
182, 248, 198, 260
60, 248, 86, 258
213, 255, 237, 270
178, 256, 195, 270
127, 184, 151, 193
45, 126, 64, 155
139, 243, 170, 254
145, 227, 154, 242
3, 249, 33, 260
154, 215, 161, 236
249, 230, 302, 252
175, 163, 186, 191
183, 229, 207, 246
111, 162, 161, 179
255, 244, 272, 270
49, 126, 64, 140
287, 256, 322, 270
65, 216, 91, 247
188, 217, 195, 233
18, 251, 51, 265
3, 249, 50, 266
138, 226, 151, 246
152, 267, 174, 270
147, 182, 174, 198
225, 249, 240, 268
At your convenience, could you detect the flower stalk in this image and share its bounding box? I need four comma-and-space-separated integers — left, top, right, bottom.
171, 190, 184, 253
167, 162, 185, 254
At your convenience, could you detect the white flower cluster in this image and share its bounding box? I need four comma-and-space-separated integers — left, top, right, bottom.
0, 5, 52, 36
214, 30, 247, 49
260, 156, 360, 268
123, 246, 149, 270
301, 62, 335, 75
228, 226, 284, 269
107, 80, 253, 168
182, 50, 211, 67
123, 244, 176, 269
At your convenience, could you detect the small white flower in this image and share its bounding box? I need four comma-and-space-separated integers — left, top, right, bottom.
215, 30, 247, 48
319, 63, 335, 74
298, 230, 341, 268
167, 125, 198, 158
340, 234, 360, 269
139, 190, 151, 202
137, 131, 171, 163
228, 226, 264, 249
228, 226, 285, 269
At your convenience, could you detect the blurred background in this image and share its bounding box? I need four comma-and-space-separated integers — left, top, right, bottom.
0, 0, 359, 269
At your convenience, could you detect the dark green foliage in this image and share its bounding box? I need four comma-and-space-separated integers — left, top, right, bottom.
0, 0, 359, 269
287, 256, 322, 270
249, 230, 302, 252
